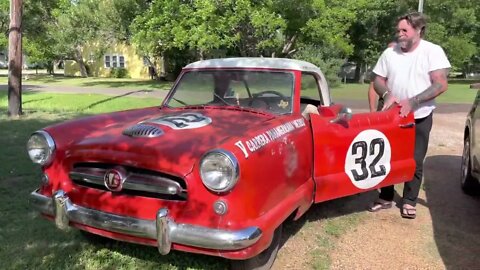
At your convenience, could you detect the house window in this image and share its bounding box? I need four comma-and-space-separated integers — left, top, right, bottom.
104, 55, 111, 67
104, 54, 126, 68
112, 55, 118, 68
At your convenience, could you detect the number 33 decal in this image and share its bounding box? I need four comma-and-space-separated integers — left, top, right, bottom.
344, 130, 391, 189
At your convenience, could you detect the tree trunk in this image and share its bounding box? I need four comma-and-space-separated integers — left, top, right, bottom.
74, 47, 88, 77
359, 63, 366, 83
282, 34, 297, 57
7, 0, 23, 117
355, 62, 366, 84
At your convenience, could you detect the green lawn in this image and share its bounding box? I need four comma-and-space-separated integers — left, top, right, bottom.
0, 74, 171, 91
2, 92, 161, 114
331, 81, 478, 104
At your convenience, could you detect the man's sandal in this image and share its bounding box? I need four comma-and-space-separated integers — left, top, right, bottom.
368, 199, 393, 212
401, 205, 416, 219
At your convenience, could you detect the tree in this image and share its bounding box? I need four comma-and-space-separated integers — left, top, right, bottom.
346, 0, 404, 83
424, 0, 479, 73
47, 0, 104, 77
131, 0, 287, 75
131, 0, 361, 80
0, 0, 9, 51
8, 0, 22, 117
46, 0, 146, 77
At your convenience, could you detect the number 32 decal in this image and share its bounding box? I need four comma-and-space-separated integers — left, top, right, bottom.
147, 113, 212, 130
344, 130, 391, 189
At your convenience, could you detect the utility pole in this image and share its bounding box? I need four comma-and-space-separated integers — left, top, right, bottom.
8, 0, 23, 117
418, 0, 424, 13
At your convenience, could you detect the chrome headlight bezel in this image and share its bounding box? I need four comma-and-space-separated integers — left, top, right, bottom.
27, 130, 56, 166
200, 149, 239, 193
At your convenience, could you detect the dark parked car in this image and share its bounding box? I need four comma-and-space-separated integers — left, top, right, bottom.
462, 84, 480, 194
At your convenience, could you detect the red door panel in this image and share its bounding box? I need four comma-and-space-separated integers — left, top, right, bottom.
311, 106, 416, 203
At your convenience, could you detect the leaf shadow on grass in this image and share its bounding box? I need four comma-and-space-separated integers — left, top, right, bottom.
81, 90, 154, 110
79, 80, 171, 90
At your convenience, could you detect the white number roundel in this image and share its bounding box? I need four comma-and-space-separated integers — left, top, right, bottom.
344, 129, 391, 189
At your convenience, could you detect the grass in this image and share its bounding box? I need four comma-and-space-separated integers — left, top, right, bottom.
331, 81, 478, 104
309, 213, 364, 269
2, 92, 161, 114
0, 74, 171, 91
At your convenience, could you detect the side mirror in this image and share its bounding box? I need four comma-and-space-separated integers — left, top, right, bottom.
330, 106, 352, 125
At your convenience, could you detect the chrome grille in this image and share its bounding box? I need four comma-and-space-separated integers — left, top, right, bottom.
70, 164, 187, 200
123, 124, 164, 138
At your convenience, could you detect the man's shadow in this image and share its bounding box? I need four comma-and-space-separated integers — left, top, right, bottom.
423, 155, 480, 269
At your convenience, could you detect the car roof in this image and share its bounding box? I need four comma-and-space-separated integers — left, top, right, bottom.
185, 57, 319, 73
183, 57, 332, 106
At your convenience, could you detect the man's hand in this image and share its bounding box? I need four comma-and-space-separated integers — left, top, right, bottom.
381, 92, 397, 111
398, 98, 414, 117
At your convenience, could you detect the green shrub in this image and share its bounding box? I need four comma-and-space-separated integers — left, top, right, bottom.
109, 68, 129, 78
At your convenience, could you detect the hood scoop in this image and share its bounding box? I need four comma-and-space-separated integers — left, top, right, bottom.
123, 124, 164, 138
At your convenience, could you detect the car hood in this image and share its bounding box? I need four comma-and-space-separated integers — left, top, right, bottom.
47, 106, 274, 176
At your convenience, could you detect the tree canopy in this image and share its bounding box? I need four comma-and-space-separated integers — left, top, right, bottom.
2, 0, 479, 81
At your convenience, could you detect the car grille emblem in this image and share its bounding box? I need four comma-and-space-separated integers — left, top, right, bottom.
104, 167, 126, 192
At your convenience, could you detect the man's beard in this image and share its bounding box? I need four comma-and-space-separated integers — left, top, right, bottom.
398, 39, 414, 52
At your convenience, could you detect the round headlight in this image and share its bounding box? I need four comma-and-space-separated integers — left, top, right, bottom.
200, 150, 239, 193
27, 131, 55, 166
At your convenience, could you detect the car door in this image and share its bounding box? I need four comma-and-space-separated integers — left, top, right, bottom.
310, 106, 416, 203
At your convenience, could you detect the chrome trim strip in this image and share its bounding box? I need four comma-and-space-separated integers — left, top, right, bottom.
69, 168, 184, 195
30, 189, 262, 253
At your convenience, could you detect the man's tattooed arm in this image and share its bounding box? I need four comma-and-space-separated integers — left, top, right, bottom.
373, 75, 390, 98
411, 68, 449, 108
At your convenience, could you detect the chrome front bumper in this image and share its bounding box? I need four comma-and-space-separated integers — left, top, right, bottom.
30, 189, 262, 254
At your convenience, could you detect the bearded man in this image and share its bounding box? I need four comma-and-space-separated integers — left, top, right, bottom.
368, 12, 451, 219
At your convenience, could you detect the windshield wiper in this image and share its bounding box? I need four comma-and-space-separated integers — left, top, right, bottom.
212, 93, 231, 106
171, 97, 188, 106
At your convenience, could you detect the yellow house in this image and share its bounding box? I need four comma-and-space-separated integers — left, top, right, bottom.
64, 43, 163, 79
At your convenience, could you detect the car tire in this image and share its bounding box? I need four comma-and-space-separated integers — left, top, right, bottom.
230, 225, 282, 270
461, 137, 480, 195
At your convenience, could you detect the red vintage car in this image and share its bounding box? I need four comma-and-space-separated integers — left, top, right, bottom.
28, 58, 416, 269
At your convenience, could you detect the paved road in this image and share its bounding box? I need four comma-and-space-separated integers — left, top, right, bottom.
0, 83, 471, 114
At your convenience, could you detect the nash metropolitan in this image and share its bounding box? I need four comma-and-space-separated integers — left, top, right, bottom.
28, 58, 416, 269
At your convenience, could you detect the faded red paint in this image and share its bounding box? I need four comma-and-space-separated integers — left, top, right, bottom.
33, 64, 415, 261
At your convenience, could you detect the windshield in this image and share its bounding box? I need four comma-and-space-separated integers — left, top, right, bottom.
165, 70, 294, 114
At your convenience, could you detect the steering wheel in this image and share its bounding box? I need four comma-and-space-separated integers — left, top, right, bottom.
252, 90, 286, 99
248, 90, 287, 109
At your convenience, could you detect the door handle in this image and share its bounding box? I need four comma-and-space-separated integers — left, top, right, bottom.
399, 122, 415, 128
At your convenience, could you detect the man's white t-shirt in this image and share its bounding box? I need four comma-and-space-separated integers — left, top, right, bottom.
373, 39, 451, 119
